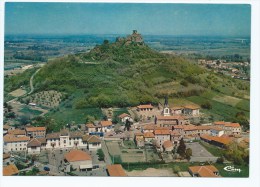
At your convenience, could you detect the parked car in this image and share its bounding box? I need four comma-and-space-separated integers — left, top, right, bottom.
44, 166, 50, 171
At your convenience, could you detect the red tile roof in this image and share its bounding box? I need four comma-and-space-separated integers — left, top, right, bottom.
86, 123, 95, 128
26, 126, 46, 132
163, 140, 173, 148
118, 113, 130, 118
3, 164, 19, 176
107, 164, 127, 176
183, 104, 200, 110
64, 150, 92, 162
137, 104, 153, 109
4, 134, 30, 143
189, 165, 219, 177
154, 129, 170, 135
144, 132, 155, 138
8, 129, 26, 135
100, 121, 112, 127
157, 115, 185, 120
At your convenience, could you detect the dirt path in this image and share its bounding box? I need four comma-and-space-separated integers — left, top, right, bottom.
126, 168, 177, 177
28, 68, 41, 95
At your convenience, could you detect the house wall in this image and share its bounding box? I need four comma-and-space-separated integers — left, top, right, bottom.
70, 160, 93, 171
88, 142, 101, 150
28, 147, 41, 154
4, 141, 28, 152
155, 134, 170, 147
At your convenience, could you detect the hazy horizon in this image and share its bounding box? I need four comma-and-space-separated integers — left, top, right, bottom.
5, 3, 251, 37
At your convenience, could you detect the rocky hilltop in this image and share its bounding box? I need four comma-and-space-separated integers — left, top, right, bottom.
116, 30, 144, 46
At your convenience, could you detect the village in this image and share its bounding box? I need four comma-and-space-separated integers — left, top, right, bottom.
3, 97, 249, 177
197, 59, 250, 80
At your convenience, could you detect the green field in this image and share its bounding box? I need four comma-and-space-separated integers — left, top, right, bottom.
46, 107, 103, 124
199, 141, 225, 157
19, 107, 43, 116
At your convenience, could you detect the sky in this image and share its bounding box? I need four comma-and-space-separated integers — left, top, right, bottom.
5, 3, 251, 36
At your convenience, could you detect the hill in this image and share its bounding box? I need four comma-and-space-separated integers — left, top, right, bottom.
5, 31, 250, 125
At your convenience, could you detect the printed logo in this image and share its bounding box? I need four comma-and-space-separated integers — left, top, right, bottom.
224, 166, 242, 173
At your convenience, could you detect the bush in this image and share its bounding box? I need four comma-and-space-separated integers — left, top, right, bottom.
216, 157, 224, 164
97, 149, 105, 161
201, 101, 212, 109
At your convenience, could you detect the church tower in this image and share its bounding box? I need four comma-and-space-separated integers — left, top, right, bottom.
162, 96, 171, 116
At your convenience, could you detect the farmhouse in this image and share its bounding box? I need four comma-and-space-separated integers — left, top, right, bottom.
134, 132, 144, 147
183, 105, 200, 116
189, 165, 220, 177
213, 121, 241, 135
64, 149, 92, 171
143, 132, 155, 142
27, 138, 47, 154
86, 123, 101, 133
99, 120, 113, 132
82, 135, 101, 150
137, 104, 153, 111
154, 129, 171, 148
8, 129, 26, 137
118, 113, 133, 123
25, 126, 46, 138
3, 134, 30, 152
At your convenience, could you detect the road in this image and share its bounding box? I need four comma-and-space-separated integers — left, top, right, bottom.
101, 141, 112, 165
7, 68, 41, 104
28, 68, 41, 95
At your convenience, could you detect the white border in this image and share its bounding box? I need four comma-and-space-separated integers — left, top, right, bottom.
1, 1, 260, 187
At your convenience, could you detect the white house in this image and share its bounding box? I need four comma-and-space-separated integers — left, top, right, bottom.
82, 135, 101, 150
27, 138, 47, 154
118, 113, 133, 123
3, 134, 30, 152
100, 121, 113, 132
46, 130, 87, 150
210, 127, 224, 137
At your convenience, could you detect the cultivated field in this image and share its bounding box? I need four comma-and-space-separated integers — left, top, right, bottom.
9, 88, 27, 97
23, 90, 63, 108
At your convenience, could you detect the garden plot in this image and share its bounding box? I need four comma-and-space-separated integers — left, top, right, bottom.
9, 88, 27, 97
23, 90, 63, 108
212, 95, 241, 106
106, 141, 121, 156
121, 149, 145, 163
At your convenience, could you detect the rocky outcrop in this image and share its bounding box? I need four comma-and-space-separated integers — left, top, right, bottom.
116, 30, 144, 46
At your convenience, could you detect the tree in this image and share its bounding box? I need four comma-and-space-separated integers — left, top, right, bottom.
185, 148, 192, 161
172, 165, 181, 174
201, 101, 212, 109
97, 149, 104, 161
124, 119, 131, 131
177, 138, 186, 158
216, 156, 224, 164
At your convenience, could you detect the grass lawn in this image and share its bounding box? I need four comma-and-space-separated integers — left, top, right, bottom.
214, 163, 249, 177
199, 141, 225, 157
113, 108, 130, 118
123, 140, 137, 149
187, 95, 249, 121
47, 107, 103, 124
19, 107, 43, 116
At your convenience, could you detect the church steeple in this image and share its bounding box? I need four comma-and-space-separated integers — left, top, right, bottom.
164, 96, 169, 107
162, 96, 170, 116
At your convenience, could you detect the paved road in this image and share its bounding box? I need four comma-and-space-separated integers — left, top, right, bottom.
101, 141, 112, 165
